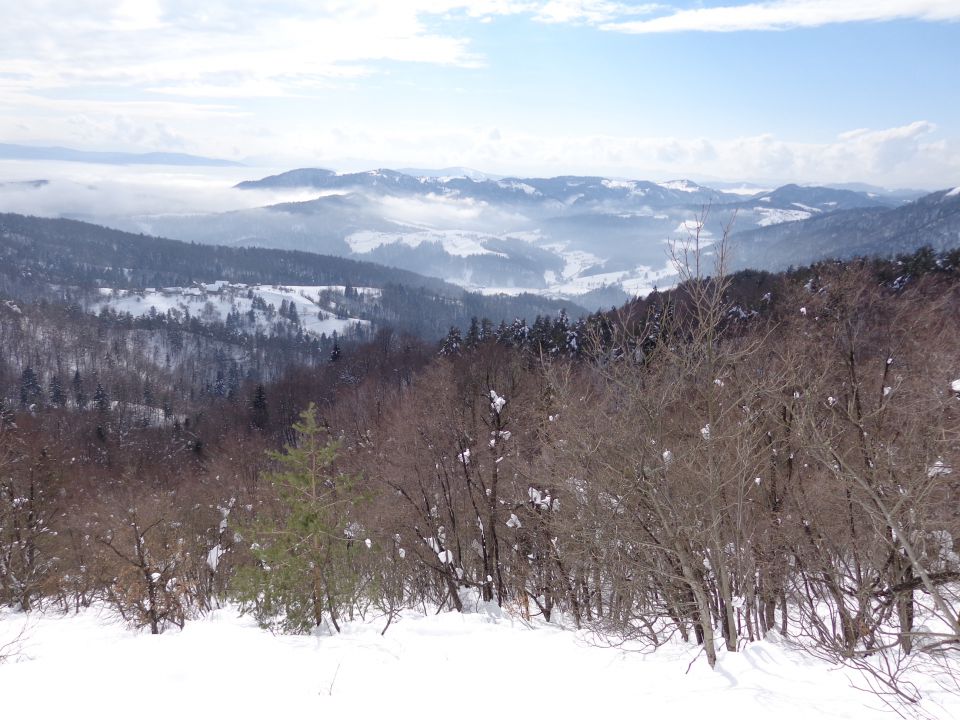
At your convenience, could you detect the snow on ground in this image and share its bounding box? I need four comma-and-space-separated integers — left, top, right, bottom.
754, 206, 814, 227
466, 260, 677, 300
658, 179, 701, 193
673, 219, 714, 237
722, 185, 775, 196
345, 229, 507, 257
601, 178, 647, 196
542, 245, 603, 279
93, 283, 371, 338
2, 605, 956, 719
496, 180, 541, 196
947, 186, 960, 198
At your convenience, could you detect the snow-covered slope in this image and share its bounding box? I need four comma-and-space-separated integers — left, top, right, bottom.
2, 605, 956, 720
93, 282, 373, 338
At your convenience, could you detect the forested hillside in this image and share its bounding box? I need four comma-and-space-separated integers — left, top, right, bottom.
0, 212, 587, 339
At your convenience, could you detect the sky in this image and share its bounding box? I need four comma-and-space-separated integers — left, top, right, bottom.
1, 0, 959, 188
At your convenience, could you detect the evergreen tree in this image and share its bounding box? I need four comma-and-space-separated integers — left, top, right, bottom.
49, 375, 65, 407
142, 382, 154, 407
227, 362, 241, 400
72, 369, 87, 409
94, 382, 110, 414
232, 404, 361, 633
465, 316, 481, 348
20, 367, 42, 408
439, 326, 463, 356
213, 370, 226, 398
250, 384, 269, 430
480, 318, 494, 342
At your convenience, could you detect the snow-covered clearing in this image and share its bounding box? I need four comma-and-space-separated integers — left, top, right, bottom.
345, 229, 507, 257
658, 179, 701, 193
754, 206, 814, 226
3, 606, 957, 719
93, 283, 371, 338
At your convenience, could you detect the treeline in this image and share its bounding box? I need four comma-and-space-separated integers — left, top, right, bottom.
2, 247, 959, 703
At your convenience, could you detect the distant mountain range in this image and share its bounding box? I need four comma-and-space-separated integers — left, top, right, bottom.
0, 142, 242, 167
101, 167, 938, 304
732, 187, 960, 271
233, 167, 746, 206
5, 158, 955, 302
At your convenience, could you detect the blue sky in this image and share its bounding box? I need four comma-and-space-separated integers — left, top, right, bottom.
1, 1, 959, 187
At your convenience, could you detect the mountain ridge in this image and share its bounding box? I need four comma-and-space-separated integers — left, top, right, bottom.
0, 142, 243, 167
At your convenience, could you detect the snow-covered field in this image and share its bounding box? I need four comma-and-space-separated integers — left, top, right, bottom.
468, 258, 678, 300
754, 206, 815, 227
93, 283, 372, 338
3, 605, 957, 719
346, 229, 508, 257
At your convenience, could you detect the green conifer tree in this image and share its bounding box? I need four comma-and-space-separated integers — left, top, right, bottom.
233, 404, 361, 633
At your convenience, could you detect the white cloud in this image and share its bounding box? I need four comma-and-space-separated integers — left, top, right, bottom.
602, 0, 960, 34
535, 1, 662, 24
0, 120, 955, 225
277, 121, 957, 189
6, 118, 949, 189
0, 160, 341, 218
1, 2, 958, 189
3, 1, 958, 102
0, 1, 522, 100
375, 192, 529, 229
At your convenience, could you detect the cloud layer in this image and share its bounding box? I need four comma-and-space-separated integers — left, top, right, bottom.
1, 2, 958, 188
286, 120, 956, 189
602, 1, 960, 34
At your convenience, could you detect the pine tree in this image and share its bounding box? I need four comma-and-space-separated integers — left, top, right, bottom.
72, 369, 87, 409
49, 375, 65, 407
250, 384, 269, 429
232, 404, 361, 633
439, 326, 462, 356
213, 370, 226, 398
142, 382, 155, 407
94, 382, 109, 413
20, 367, 42, 408
227, 362, 241, 400
465, 317, 481, 348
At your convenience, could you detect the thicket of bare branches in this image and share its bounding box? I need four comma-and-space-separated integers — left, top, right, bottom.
2, 240, 958, 705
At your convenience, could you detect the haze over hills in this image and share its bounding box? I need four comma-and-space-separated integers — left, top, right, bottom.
731, 186, 960, 271
0, 142, 243, 167
53, 164, 942, 307
1, 155, 955, 309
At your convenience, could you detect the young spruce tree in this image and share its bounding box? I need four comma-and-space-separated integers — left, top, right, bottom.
233, 403, 361, 633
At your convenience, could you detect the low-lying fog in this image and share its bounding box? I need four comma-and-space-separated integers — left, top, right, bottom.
0, 160, 321, 218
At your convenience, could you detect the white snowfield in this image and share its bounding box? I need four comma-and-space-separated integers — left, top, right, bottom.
94, 283, 373, 338
2, 606, 957, 719
754, 206, 814, 227
658, 179, 701, 193
345, 229, 508, 257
